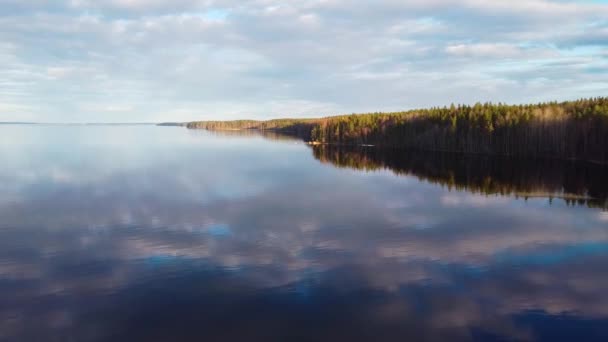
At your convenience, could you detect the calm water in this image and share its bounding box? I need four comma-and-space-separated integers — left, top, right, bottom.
1, 125, 608, 341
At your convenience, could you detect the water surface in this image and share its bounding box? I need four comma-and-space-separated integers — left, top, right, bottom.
1, 125, 607, 341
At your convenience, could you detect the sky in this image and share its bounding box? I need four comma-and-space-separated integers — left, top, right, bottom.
0, 0, 607, 123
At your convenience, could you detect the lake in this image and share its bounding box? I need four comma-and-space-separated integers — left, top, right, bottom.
1, 125, 608, 341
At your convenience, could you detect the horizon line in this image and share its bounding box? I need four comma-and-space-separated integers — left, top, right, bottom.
0, 122, 161, 125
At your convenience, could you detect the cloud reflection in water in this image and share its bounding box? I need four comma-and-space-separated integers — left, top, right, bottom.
0, 126, 607, 341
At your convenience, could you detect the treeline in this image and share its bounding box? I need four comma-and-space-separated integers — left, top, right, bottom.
312, 145, 608, 209
311, 97, 608, 163
186, 119, 317, 139
186, 97, 608, 163
157, 122, 186, 126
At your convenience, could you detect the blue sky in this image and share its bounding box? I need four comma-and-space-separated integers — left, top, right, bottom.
0, 0, 607, 123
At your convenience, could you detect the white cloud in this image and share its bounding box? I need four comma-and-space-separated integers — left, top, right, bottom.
0, 0, 606, 122
445, 43, 524, 58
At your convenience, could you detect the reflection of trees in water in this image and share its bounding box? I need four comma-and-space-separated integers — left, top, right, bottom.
203, 129, 303, 142
312, 145, 608, 209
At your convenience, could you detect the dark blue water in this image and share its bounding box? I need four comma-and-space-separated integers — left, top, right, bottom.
1, 125, 607, 341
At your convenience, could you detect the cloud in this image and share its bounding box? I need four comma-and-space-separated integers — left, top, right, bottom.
445, 43, 525, 58
0, 0, 607, 122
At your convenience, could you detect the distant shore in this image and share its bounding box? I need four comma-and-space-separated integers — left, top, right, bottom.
178, 97, 608, 164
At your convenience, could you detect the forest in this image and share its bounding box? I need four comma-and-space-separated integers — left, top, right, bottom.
186, 97, 608, 163
186, 119, 317, 139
